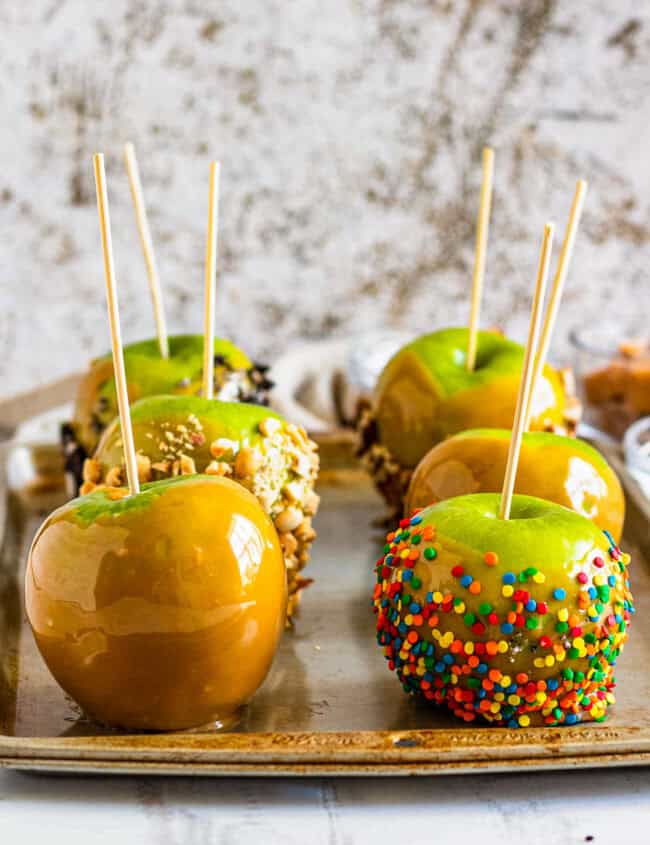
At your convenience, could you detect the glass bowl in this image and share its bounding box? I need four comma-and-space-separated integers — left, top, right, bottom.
569, 326, 650, 441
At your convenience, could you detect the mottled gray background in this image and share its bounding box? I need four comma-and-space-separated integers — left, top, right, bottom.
0, 0, 648, 396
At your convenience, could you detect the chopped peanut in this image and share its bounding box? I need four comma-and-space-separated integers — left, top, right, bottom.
82, 458, 102, 484
179, 454, 196, 475
235, 447, 262, 478
293, 453, 313, 478
105, 466, 124, 487
259, 417, 282, 437
295, 518, 316, 543
136, 454, 152, 483
278, 532, 298, 556
275, 506, 303, 533
205, 460, 232, 477
210, 437, 238, 459
282, 481, 303, 503
304, 491, 320, 516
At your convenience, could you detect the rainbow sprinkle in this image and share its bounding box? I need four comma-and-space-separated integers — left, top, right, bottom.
373, 510, 635, 728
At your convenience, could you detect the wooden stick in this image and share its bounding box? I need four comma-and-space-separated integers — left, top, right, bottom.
466, 146, 495, 371
93, 153, 141, 497
499, 223, 555, 520
525, 180, 587, 428
123, 142, 169, 359
202, 161, 221, 400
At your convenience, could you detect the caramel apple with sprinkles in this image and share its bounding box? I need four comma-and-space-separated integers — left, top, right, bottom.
373, 495, 634, 726
82, 395, 320, 621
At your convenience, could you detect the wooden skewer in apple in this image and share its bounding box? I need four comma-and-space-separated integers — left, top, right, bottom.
123, 142, 169, 359
66, 155, 269, 482
203, 161, 221, 401
93, 152, 141, 496
466, 146, 495, 372
499, 222, 555, 520
524, 180, 588, 428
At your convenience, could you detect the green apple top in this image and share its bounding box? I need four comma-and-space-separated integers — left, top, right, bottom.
373, 328, 569, 468
72, 334, 259, 456
93, 394, 283, 472
406, 429, 625, 541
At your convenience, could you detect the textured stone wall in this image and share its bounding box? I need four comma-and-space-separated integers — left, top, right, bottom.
0, 1, 648, 396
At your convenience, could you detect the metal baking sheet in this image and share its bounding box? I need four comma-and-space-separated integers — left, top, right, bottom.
1, 436, 650, 777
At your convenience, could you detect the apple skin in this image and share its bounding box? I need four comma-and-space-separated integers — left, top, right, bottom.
406, 429, 625, 542
374, 493, 634, 727
373, 328, 570, 469
25, 475, 287, 731
73, 335, 253, 456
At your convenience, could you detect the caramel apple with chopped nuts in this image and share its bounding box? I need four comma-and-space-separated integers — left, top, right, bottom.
63, 335, 273, 495
84, 395, 320, 621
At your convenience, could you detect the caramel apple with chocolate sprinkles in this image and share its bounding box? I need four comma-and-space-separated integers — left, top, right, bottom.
373, 493, 634, 727
406, 429, 625, 542
26, 475, 287, 730
83, 395, 320, 620
63, 334, 273, 493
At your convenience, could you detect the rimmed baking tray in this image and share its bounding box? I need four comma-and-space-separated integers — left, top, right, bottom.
1, 434, 649, 776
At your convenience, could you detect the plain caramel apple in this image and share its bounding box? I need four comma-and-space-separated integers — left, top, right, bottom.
406, 429, 624, 541
26, 475, 287, 731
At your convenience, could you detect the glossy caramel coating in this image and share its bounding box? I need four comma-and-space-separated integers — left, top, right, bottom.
26, 476, 287, 730
406, 430, 625, 541
374, 328, 571, 469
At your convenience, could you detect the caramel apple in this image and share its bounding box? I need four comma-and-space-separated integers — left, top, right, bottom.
373, 493, 634, 727
62, 334, 273, 493
406, 429, 624, 541
26, 475, 287, 730
357, 328, 579, 518
82, 395, 320, 620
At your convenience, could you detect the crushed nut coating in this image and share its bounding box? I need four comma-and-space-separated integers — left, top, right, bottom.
82, 413, 320, 622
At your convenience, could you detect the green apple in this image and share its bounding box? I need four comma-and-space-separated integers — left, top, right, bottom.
373, 328, 570, 469
26, 474, 287, 730
406, 429, 625, 541
374, 493, 634, 727
92, 394, 285, 473
71, 334, 266, 458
